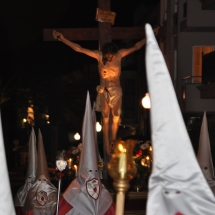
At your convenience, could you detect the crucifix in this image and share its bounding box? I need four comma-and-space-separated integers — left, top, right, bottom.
43, 0, 162, 179
44, 1, 148, 45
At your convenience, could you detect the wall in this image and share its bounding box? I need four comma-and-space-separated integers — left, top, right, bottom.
185, 83, 215, 112
178, 0, 215, 26
187, 0, 215, 27
176, 0, 215, 105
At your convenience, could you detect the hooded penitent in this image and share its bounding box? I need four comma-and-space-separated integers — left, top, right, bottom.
0, 111, 15, 215
59, 91, 114, 215
145, 23, 215, 215
14, 127, 37, 212
197, 111, 215, 195
24, 129, 57, 215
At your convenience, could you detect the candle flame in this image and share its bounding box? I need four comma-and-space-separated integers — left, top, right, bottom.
118, 144, 123, 152
118, 144, 126, 153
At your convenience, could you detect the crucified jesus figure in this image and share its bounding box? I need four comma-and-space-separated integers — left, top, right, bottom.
53, 28, 159, 155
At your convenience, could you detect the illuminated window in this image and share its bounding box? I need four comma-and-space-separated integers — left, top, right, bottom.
193, 46, 214, 83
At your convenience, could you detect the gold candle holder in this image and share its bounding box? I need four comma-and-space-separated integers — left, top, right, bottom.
108, 139, 137, 215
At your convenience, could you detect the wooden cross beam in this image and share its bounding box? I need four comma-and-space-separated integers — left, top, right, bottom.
43, 27, 146, 42
43, 0, 165, 46
43, 0, 148, 48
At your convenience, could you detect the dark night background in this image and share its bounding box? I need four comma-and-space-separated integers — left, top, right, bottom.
0, 0, 160, 169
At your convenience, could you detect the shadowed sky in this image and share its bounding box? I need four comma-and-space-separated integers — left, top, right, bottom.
0, 0, 159, 80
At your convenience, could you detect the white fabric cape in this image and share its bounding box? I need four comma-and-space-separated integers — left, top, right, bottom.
63, 178, 112, 215
24, 178, 57, 215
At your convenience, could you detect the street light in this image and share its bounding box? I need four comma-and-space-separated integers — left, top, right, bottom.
74, 132, 81, 140
142, 93, 151, 138
142, 93, 151, 109
96, 122, 102, 132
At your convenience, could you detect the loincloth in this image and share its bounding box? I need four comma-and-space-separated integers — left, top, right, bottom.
95, 86, 122, 111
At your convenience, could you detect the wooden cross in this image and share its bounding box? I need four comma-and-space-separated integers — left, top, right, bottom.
43, 0, 149, 48
43, 0, 164, 179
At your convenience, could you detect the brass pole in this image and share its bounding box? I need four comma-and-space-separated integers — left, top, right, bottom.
113, 179, 130, 215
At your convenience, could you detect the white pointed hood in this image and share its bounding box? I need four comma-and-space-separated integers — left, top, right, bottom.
25, 127, 37, 180
36, 129, 50, 180
77, 93, 99, 185
145, 23, 215, 215
24, 129, 57, 215
14, 127, 37, 206
0, 111, 15, 215
197, 111, 215, 195
63, 91, 112, 215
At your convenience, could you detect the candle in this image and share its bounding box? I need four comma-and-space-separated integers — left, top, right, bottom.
74, 165, 78, 177
67, 158, 72, 169
141, 158, 146, 166
146, 156, 150, 168
118, 144, 127, 179
149, 146, 153, 159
